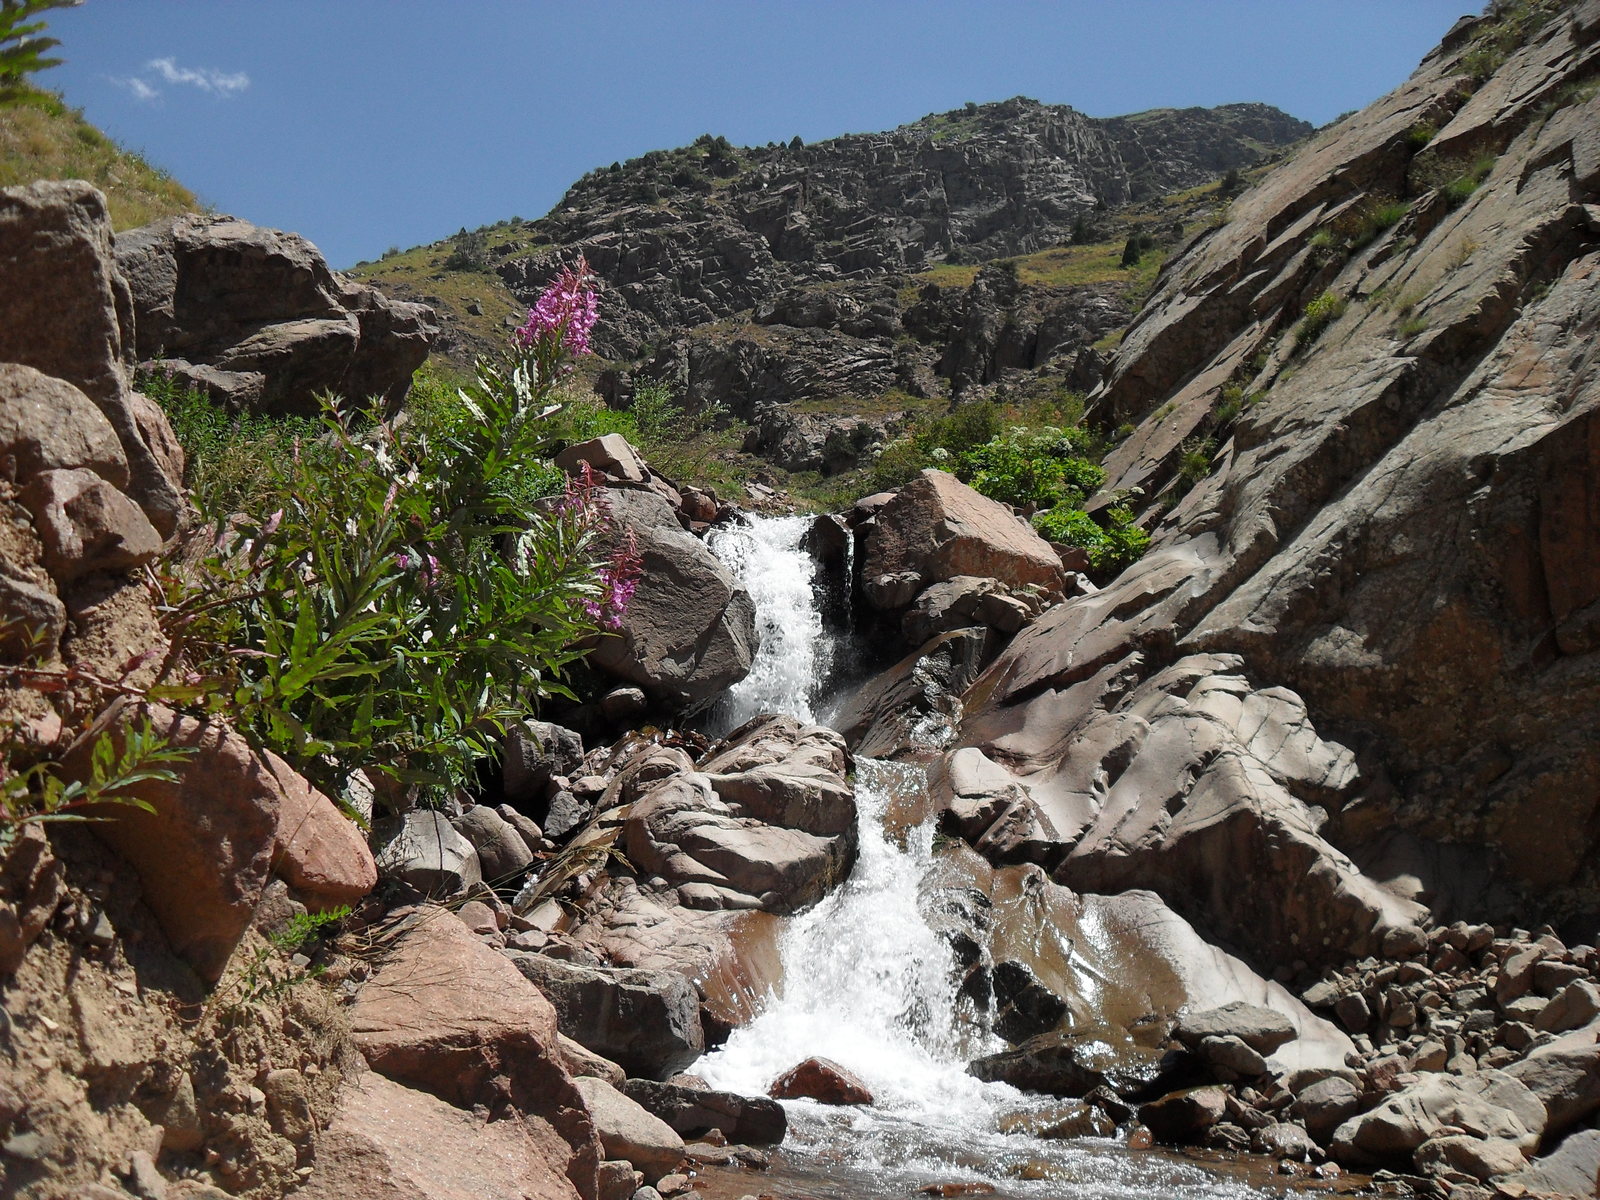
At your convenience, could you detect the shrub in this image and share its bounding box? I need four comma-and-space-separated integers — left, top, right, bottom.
0, 0, 76, 100
1033, 503, 1150, 574
168, 259, 641, 803
1295, 291, 1348, 349
444, 227, 490, 271
957, 426, 1104, 511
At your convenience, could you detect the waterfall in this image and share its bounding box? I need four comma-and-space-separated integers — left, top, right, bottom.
702, 514, 1269, 1198
707, 515, 829, 733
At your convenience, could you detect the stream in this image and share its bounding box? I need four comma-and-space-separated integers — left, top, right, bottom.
699, 516, 1317, 1200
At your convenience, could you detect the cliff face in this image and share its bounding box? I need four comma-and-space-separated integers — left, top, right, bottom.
503, 98, 1312, 360
946, 0, 1600, 951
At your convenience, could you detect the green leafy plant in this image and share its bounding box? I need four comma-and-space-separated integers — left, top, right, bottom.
1, 716, 189, 853
166, 260, 640, 805
1295, 291, 1348, 349
1033, 502, 1150, 574
0, 0, 78, 101
217, 904, 350, 1013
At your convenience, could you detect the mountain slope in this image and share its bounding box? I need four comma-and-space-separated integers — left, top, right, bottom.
0, 88, 197, 229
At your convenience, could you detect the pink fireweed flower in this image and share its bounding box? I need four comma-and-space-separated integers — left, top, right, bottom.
515, 255, 599, 357
586, 528, 642, 631
558, 462, 615, 532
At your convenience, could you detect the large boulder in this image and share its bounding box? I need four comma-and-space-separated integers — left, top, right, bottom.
373, 811, 482, 899
619, 1079, 786, 1146
570, 1077, 684, 1183
1505, 1018, 1600, 1137
69, 702, 375, 981
1329, 1071, 1547, 1168
860, 470, 1065, 611
508, 953, 706, 1081
768, 1057, 873, 1106
0, 364, 128, 490
115, 212, 435, 416
0, 180, 185, 534
622, 717, 856, 914
588, 521, 756, 709
294, 1070, 581, 1200
348, 909, 599, 1200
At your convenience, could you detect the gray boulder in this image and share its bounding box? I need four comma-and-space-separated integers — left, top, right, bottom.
373, 811, 482, 898
451, 805, 534, 882
1329, 1070, 1546, 1168
1506, 1018, 1600, 1137
588, 521, 756, 709
502, 719, 585, 805
1176, 1002, 1298, 1055
508, 952, 705, 1080
571, 1076, 684, 1183
620, 1079, 786, 1145
115, 212, 435, 416
0, 181, 185, 534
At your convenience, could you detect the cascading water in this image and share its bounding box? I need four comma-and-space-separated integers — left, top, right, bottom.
706, 515, 830, 734
702, 515, 1275, 1199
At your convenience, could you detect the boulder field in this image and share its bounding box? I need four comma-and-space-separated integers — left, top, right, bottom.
5, 3, 1600, 1198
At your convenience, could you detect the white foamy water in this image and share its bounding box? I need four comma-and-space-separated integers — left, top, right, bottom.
707, 515, 829, 733
695, 514, 1271, 1199
698, 760, 1006, 1136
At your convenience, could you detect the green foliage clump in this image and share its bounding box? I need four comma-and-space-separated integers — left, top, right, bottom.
1033, 502, 1151, 574
166, 312, 634, 804
1295, 291, 1349, 349
958, 426, 1105, 511
140, 369, 322, 517
444, 226, 491, 272
0, 0, 76, 101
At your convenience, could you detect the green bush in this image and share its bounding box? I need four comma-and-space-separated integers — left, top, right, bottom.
1033, 503, 1150, 574
167, 267, 637, 805
1295, 291, 1348, 349
958, 426, 1104, 511
142, 369, 322, 517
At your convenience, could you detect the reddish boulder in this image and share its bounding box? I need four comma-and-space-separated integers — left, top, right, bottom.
291, 1073, 581, 1200
861, 470, 1065, 610
21, 466, 163, 583
768, 1057, 874, 1106
349, 908, 600, 1200
72, 702, 374, 981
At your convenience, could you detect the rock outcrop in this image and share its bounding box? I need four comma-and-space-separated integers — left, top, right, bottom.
928, 0, 1600, 1185
117, 213, 436, 416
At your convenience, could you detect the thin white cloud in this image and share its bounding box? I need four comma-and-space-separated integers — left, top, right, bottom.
145, 57, 250, 97
111, 75, 160, 103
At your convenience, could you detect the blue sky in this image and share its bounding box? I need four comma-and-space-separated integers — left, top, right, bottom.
47, 1, 1473, 269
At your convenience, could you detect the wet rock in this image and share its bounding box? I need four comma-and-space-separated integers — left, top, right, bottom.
1253, 1122, 1321, 1162
573, 1077, 685, 1184
597, 1162, 642, 1200
833, 627, 999, 760
1138, 1087, 1227, 1144
621, 1079, 785, 1145
768, 1057, 873, 1106
508, 952, 705, 1080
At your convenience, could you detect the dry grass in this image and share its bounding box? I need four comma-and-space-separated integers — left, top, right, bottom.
0, 90, 196, 229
